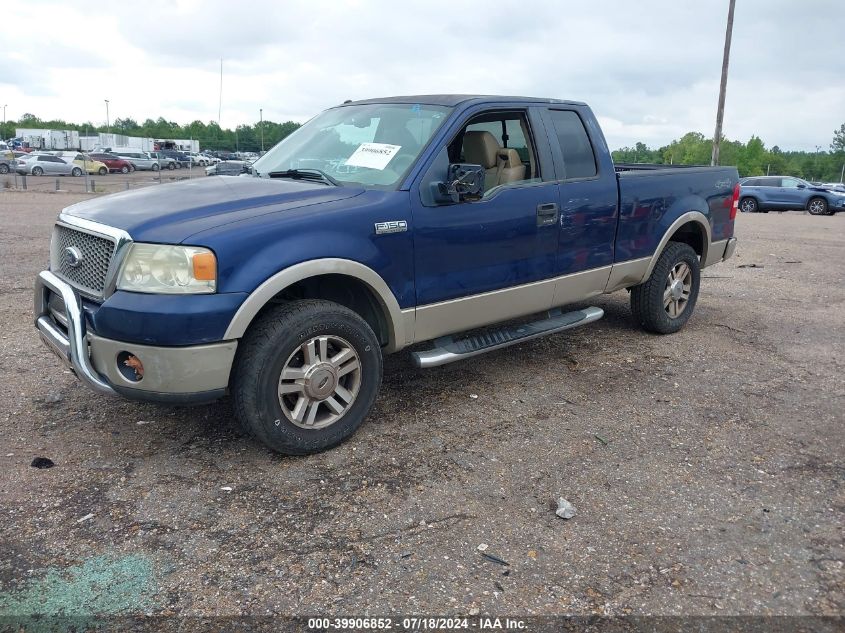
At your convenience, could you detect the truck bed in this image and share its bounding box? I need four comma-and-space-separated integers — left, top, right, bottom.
612, 163, 738, 263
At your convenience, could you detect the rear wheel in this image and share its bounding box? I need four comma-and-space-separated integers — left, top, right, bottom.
71, 167, 83, 177
631, 241, 700, 334
0, 164, 8, 174
739, 197, 758, 213
120, 165, 130, 174
168, 162, 176, 170
807, 197, 828, 215
152, 163, 160, 171
98, 167, 107, 175
232, 300, 383, 455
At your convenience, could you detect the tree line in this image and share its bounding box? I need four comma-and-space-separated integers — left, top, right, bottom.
4, 113, 844, 181
1, 114, 301, 153
613, 124, 845, 182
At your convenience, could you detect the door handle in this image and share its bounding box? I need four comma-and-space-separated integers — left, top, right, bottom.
536, 202, 559, 227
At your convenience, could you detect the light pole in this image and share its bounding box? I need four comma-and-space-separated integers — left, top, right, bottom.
104, 99, 110, 135
1, 104, 6, 140
711, 0, 736, 166
259, 108, 264, 153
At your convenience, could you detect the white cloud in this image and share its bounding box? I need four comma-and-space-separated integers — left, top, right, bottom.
2, 0, 843, 151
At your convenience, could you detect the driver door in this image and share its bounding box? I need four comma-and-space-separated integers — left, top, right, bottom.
410, 107, 561, 341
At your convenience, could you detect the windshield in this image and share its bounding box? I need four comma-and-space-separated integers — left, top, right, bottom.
252, 103, 451, 188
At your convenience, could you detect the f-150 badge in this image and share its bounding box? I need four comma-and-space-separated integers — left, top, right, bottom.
374, 220, 408, 235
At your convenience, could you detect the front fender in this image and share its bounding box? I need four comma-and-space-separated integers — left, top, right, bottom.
222, 258, 408, 353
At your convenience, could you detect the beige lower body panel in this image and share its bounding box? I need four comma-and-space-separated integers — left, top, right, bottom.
604, 257, 650, 293
412, 266, 612, 344
704, 239, 730, 267
88, 333, 238, 394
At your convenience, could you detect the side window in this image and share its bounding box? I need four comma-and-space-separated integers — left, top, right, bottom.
781, 177, 799, 188
452, 111, 539, 194
547, 109, 597, 179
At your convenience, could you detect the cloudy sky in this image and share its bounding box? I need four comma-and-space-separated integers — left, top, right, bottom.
2, 0, 843, 151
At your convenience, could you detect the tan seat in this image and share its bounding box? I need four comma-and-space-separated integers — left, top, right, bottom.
463, 130, 526, 191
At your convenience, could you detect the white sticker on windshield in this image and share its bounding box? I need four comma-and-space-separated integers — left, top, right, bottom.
345, 143, 402, 170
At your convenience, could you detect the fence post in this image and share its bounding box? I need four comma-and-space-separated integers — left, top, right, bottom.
21, 174, 27, 190
125, 180, 130, 191
55, 178, 60, 191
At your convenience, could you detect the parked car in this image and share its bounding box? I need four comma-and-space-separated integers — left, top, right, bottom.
149, 152, 177, 170
72, 154, 110, 176
88, 153, 134, 174
17, 154, 82, 176
739, 175, 845, 215
205, 160, 248, 176
34, 94, 739, 455
157, 149, 191, 168
112, 150, 161, 172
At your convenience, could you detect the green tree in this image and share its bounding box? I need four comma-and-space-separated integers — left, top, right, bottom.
831, 123, 845, 152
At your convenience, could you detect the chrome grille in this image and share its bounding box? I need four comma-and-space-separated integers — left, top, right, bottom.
51, 224, 116, 298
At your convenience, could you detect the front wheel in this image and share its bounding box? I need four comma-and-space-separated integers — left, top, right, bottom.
98, 167, 107, 176
631, 241, 701, 334
152, 163, 160, 171
231, 300, 383, 455
807, 197, 828, 215
71, 167, 83, 177
32, 166, 44, 176
120, 165, 130, 174
168, 162, 176, 170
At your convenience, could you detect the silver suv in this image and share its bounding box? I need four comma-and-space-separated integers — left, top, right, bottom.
112, 150, 162, 172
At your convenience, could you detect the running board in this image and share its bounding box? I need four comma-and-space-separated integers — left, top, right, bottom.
411, 306, 604, 368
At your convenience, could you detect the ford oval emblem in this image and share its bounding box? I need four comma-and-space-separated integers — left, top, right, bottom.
64, 246, 83, 268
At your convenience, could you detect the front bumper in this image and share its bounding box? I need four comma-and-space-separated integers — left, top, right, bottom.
34, 270, 237, 403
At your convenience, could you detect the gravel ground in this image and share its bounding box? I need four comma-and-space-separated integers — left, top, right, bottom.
0, 193, 842, 622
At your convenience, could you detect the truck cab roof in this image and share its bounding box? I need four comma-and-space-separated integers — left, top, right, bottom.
340, 94, 587, 108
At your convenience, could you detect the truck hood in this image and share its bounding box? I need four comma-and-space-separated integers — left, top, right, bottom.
61, 175, 365, 243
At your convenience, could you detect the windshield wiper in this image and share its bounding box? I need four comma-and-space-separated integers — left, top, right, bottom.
266, 168, 340, 186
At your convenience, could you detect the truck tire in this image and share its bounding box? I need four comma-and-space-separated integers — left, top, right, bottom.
231, 299, 383, 455
630, 241, 700, 334
739, 197, 758, 213
807, 197, 828, 215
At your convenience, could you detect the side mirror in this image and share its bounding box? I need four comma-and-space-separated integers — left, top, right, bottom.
431, 163, 485, 203
796, 184, 806, 189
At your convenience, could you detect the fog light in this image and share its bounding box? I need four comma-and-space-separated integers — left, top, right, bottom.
117, 351, 144, 382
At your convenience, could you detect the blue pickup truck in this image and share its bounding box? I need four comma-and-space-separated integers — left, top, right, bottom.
35, 95, 738, 454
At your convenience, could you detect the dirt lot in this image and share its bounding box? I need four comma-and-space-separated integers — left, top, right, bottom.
0, 193, 842, 622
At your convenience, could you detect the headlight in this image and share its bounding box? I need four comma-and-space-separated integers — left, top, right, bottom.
117, 243, 216, 294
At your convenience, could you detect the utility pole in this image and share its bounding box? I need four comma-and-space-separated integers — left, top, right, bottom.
711, 0, 736, 166
2, 104, 6, 138
260, 108, 264, 153
104, 99, 110, 136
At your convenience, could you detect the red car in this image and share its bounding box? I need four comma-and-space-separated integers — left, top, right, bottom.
89, 153, 135, 174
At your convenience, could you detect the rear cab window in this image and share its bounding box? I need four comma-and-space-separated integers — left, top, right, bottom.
547, 109, 597, 180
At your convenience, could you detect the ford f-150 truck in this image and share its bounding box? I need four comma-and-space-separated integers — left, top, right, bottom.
34, 95, 739, 455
